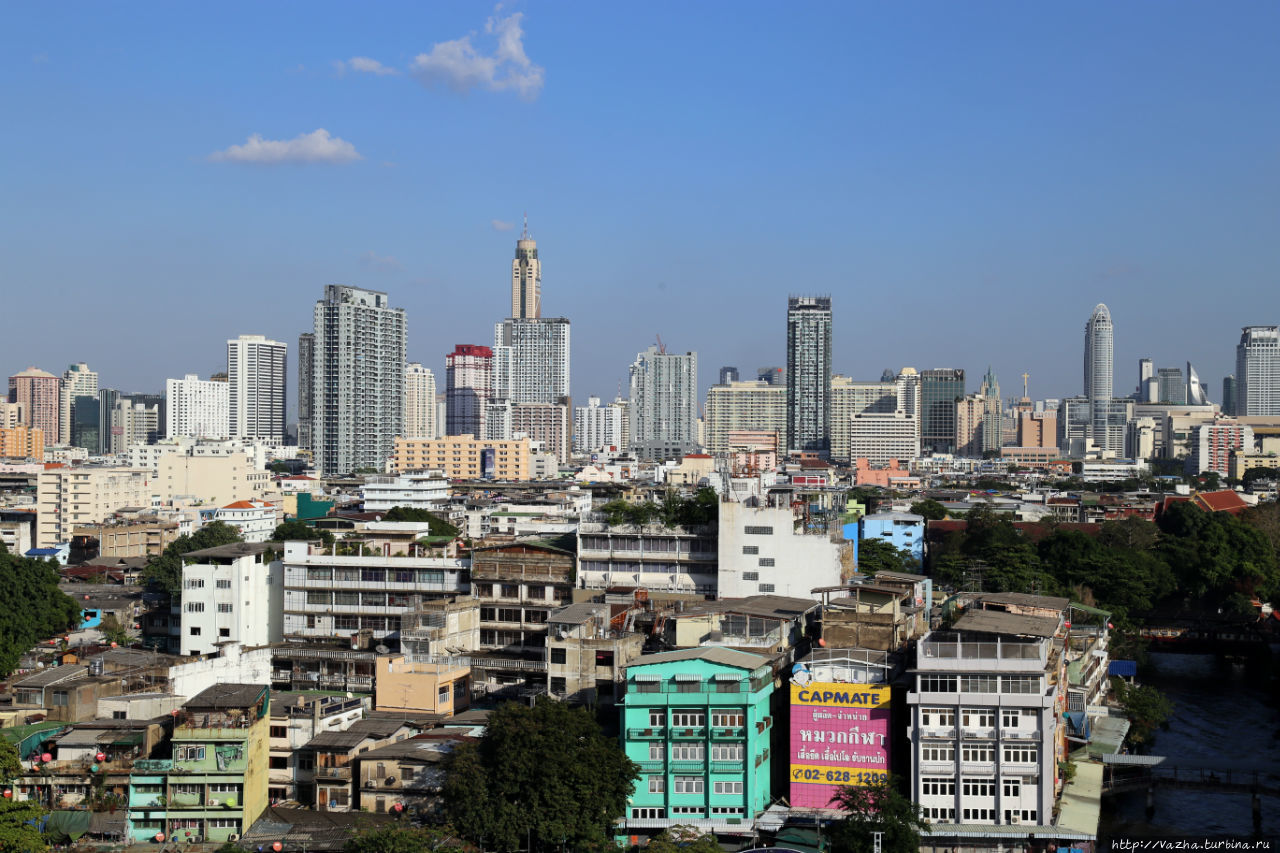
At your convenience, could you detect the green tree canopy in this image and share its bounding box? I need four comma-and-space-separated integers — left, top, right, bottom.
909, 499, 946, 521
143, 520, 243, 598
272, 520, 335, 545
1112, 678, 1173, 746
642, 827, 722, 853
856, 538, 917, 575
828, 778, 930, 853
600, 488, 718, 528
343, 825, 473, 853
442, 699, 638, 852
381, 507, 460, 537
0, 549, 80, 677
1242, 466, 1280, 488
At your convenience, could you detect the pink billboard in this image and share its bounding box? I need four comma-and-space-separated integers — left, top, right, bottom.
789, 682, 890, 808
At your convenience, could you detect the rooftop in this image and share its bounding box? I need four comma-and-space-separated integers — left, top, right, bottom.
184, 682, 268, 710
184, 542, 278, 560
626, 647, 769, 672
953, 610, 1060, 638
980, 592, 1070, 611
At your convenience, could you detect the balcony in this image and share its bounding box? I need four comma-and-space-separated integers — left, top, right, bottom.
959, 761, 996, 775
669, 727, 706, 740
919, 761, 955, 775
669, 761, 705, 773
1002, 729, 1039, 740
314, 766, 352, 780
962, 727, 996, 739
636, 761, 664, 773
710, 761, 745, 773
627, 728, 665, 739
710, 727, 745, 740
919, 726, 955, 739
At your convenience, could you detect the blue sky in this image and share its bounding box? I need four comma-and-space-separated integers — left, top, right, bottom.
3, 2, 1278, 411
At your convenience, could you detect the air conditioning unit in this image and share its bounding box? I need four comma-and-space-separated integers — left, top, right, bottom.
1010, 815, 1021, 825
385, 776, 397, 786
228, 835, 239, 843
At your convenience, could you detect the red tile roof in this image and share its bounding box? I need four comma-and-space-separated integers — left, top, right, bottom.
1192, 490, 1248, 514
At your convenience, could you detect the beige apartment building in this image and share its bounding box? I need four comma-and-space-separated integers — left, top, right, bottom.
390, 435, 530, 480
36, 467, 154, 547
0, 426, 44, 460
157, 452, 273, 505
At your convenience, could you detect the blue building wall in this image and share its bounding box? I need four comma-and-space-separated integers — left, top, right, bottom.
858, 513, 924, 563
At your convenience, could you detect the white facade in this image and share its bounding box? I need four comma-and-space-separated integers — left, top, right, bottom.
228, 334, 288, 443
1084, 304, 1116, 453
310, 285, 406, 475
848, 410, 921, 465
404, 362, 438, 439
60, 363, 98, 446
574, 396, 625, 454
493, 318, 571, 405
717, 497, 847, 599
213, 499, 278, 543
361, 473, 449, 512
629, 345, 699, 460
165, 374, 230, 440
179, 545, 283, 656
1236, 326, 1280, 416
704, 381, 787, 455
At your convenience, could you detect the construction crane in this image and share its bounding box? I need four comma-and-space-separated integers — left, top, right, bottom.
655, 334, 666, 354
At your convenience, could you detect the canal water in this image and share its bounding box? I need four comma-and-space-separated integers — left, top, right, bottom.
1100, 652, 1280, 838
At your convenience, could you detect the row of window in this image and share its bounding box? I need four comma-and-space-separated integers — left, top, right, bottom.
921, 778, 1024, 798
917, 675, 1041, 694
648, 744, 745, 762
303, 567, 444, 584
183, 578, 233, 590
920, 708, 1037, 728
919, 745, 1038, 764
646, 710, 745, 728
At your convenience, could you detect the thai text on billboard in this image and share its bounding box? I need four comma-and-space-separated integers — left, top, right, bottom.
788, 682, 890, 808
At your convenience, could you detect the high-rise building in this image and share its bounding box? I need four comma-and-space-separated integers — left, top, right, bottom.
574, 396, 625, 454
786, 296, 832, 455
1137, 358, 1154, 401
165, 374, 230, 439
446, 345, 493, 437
404, 363, 438, 440
1084, 304, 1115, 452
1186, 362, 1209, 407
296, 332, 315, 449
920, 369, 965, 454
8, 367, 60, 442
511, 401, 571, 464
718, 366, 740, 385
1236, 326, 1280, 416
978, 367, 1002, 454
757, 367, 785, 386
629, 345, 698, 460
71, 395, 100, 454
511, 219, 541, 320
493, 318, 571, 404
704, 381, 788, 455
1189, 418, 1253, 477
227, 334, 287, 443
829, 376, 898, 464
59, 363, 98, 446
309, 285, 406, 476
955, 394, 987, 458
109, 394, 164, 453
1222, 375, 1237, 416
1156, 367, 1186, 405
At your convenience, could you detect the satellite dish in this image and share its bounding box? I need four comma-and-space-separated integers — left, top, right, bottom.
376, 645, 390, 654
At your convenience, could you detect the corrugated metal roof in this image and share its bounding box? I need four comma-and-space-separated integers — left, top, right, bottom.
626, 647, 769, 672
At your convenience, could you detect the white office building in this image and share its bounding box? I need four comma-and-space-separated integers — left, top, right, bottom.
179, 542, 283, 657
404, 363, 438, 440
574, 396, 625, 454
228, 335, 288, 443
165, 374, 230, 440
493, 318, 571, 405
847, 410, 921, 465
361, 473, 449, 513
1236, 326, 1280, 416
629, 345, 698, 460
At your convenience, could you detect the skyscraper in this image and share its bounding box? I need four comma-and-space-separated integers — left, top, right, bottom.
920, 369, 965, 454
1222, 375, 1237, 416
1186, 362, 1209, 406
1236, 326, 1280, 416
1084, 304, 1115, 453
785, 296, 832, 455
978, 366, 1002, 454
404, 363, 438, 440
1156, 367, 1186, 405
308, 285, 406, 475
629, 345, 698, 460
297, 332, 314, 449
60, 363, 98, 446
492, 318, 571, 404
227, 334, 288, 443
8, 367, 60, 443
1137, 358, 1154, 401
165, 374, 230, 439
511, 218, 541, 320
446, 345, 493, 437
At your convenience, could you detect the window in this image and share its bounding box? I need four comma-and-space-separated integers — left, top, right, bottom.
189, 627, 201, 636
963, 808, 994, 821
438, 685, 450, 703
550, 648, 567, 665
270, 726, 287, 738
184, 579, 205, 589
648, 776, 665, 794
919, 675, 957, 693
501, 584, 519, 598
360, 568, 385, 583
962, 709, 994, 728
1001, 676, 1039, 694
269, 756, 288, 770
671, 744, 704, 761
649, 710, 665, 727
758, 557, 775, 567
715, 680, 742, 693
742, 571, 759, 581
961, 675, 996, 693
741, 546, 758, 555
1002, 779, 1020, 797
962, 778, 995, 797
920, 708, 954, 727
961, 745, 994, 763
924, 807, 955, 822
671, 711, 705, 727
177, 746, 206, 761
671, 806, 704, 816
920, 744, 953, 762
711, 744, 743, 761
307, 591, 331, 606
1003, 746, 1037, 764
648, 743, 665, 761
712, 781, 742, 795
711, 711, 744, 727
631, 808, 665, 819
185, 602, 205, 613
759, 583, 776, 593
217, 603, 233, 613
921, 777, 954, 796
50, 691, 68, 706
711, 807, 744, 815
334, 591, 359, 606
674, 776, 703, 794
676, 679, 701, 694
743, 526, 773, 535
216, 579, 232, 589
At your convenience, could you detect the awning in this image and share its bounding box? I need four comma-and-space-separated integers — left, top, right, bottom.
674, 673, 702, 683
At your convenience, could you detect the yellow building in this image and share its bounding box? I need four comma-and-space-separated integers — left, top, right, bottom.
390, 434, 530, 480
36, 467, 154, 548
374, 655, 470, 717
0, 426, 44, 460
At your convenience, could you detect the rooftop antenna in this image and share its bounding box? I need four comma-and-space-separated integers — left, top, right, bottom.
1022, 372, 1030, 399
522, 212, 529, 239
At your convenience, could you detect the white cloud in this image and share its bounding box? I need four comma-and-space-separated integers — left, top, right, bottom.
410, 8, 544, 100
491, 219, 515, 232
360, 251, 403, 272
336, 56, 400, 76
209, 129, 363, 165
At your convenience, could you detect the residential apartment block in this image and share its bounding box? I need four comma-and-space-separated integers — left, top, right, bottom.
36, 467, 154, 548
390, 435, 530, 481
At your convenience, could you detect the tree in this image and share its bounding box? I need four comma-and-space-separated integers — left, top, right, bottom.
0, 741, 44, 852
856, 538, 915, 575
143, 521, 243, 598
643, 827, 722, 853
442, 699, 638, 851
0, 549, 80, 677
344, 825, 472, 853
99, 614, 131, 647
272, 520, 335, 545
847, 488, 881, 515
1112, 678, 1173, 746
1242, 466, 1280, 489
909, 499, 946, 521
382, 507, 460, 537
828, 778, 929, 853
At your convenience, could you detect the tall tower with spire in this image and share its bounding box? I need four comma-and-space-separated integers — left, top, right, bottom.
1084, 303, 1117, 453
511, 215, 541, 319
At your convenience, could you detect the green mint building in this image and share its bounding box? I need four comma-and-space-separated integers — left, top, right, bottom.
619, 648, 775, 833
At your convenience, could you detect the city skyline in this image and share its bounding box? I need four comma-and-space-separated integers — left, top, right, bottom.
4, 3, 1280, 406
